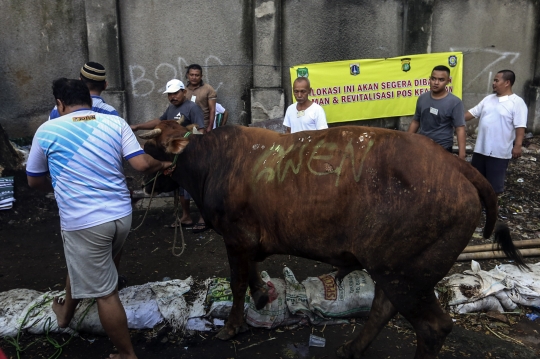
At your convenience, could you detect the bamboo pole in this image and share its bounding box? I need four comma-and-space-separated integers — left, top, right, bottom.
462, 239, 540, 253
457, 248, 540, 261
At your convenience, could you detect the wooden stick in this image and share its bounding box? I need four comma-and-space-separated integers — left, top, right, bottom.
462, 239, 540, 253
457, 248, 540, 261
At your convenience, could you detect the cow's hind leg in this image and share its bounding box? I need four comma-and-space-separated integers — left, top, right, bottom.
395, 290, 453, 359
337, 284, 397, 358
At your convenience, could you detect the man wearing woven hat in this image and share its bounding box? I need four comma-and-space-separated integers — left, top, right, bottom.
48, 61, 119, 120
131, 79, 207, 232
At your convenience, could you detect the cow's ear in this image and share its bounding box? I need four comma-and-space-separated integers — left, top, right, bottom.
166, 138, 189, 154
185, 124, 204, 135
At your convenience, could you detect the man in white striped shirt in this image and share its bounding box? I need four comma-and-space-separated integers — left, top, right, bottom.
27, 78, 171, 359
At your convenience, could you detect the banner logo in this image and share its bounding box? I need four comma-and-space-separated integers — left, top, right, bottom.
448, 55, 458, 67
401, 58, 411, 72
350, 63, 360, 76
296, 67, 309, 78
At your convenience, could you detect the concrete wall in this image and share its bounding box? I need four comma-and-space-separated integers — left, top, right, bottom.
431, 0, 539, 132
119, 0, 253, 126
282, 0, 403, 104
0, 0, 88, 138
281, 0, 540, 131
0, 0, 539, 137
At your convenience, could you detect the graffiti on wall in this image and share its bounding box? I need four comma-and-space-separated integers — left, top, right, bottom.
449, 47, 520, 94
129, 56, 224, 97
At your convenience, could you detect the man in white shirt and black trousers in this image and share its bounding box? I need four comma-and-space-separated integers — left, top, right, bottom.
465, 69, 527, 195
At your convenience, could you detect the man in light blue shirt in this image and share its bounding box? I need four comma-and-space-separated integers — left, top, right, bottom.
27, 78, 171, 359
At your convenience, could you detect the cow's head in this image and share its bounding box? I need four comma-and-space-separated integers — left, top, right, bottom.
139, 119, 202, 194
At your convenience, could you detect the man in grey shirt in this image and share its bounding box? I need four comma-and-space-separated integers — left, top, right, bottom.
131, 79, 206, 232
131, 79, 204, 131
407, 65, 466, 159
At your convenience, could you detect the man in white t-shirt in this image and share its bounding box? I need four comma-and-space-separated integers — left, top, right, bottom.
465, 70, 527, 194
27, 78, 172, 359
213, 103, 229, 129
283, 77, 328, 133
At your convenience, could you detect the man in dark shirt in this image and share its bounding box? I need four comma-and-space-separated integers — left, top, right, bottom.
407, 65, 466, 159
131, 79, 206, 231
131, 79, 204, 131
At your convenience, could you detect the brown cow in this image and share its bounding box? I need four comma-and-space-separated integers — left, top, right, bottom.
139, 120, 525, 359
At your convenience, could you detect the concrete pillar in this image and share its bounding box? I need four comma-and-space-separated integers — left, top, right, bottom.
529, 87, 540, 134
250, 0, 284, 124
528, 7, 540, 134
402, 0, 435, 55
84, 0, 127, 118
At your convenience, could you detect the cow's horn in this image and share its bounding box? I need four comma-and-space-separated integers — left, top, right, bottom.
192, 127, 203, 135
176, 115, 185, 125
138, 128, 162, 139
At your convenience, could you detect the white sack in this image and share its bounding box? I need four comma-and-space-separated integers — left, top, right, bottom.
284, 267, 374, 324
205, 277, 249, 319
494, 263, 540, 307
246, 271, 300, 329
0, 279, 195, 337
0, 289, 70, 337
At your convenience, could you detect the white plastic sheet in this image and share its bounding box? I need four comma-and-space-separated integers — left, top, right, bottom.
438, 261, 540, 313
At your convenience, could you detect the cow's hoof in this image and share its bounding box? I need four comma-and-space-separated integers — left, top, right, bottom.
252, 287, 269, 310
336, 341, 353, 358
215, 323, 249, 341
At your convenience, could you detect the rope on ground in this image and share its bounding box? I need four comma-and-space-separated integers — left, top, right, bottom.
2, 293, 96, 359
171, 188, 186, 257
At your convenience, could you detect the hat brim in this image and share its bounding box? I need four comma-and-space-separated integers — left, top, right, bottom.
163, 86, 183, 94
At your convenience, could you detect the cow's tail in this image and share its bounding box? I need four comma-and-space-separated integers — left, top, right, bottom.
464, 161, 528, 270
494, 223, 529, 270
465, 163, 497, 239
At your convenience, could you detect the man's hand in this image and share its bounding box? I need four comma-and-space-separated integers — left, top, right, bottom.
407, 119, 420, 134
512, 127, 525, 159
512, 145, 522, 159
456, 126, 466, 160
162, 162, 175, 176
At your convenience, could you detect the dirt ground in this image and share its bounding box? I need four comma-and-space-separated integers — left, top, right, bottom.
2, 135, 540, 359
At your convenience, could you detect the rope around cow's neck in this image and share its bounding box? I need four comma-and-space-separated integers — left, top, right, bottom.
133, 149, 182, 231
141, 129, 191, 188
132, 172, 186, 257
131, 169, 159, 231
132, 130, 192, 252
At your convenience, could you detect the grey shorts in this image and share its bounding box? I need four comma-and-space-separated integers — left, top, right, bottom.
471, 153, 510, 194
179, 187, 191, 200
62, 214, 132, 299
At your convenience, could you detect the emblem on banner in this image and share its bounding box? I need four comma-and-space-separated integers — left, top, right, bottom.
401, 58, 411, 72
350, 63, 360, 76
296, 67, 309, 78
448, 55, 458, 67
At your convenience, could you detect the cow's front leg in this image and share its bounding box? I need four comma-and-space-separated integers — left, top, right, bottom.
216, 249, 250, 340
